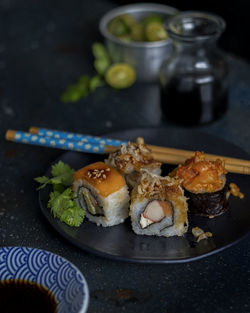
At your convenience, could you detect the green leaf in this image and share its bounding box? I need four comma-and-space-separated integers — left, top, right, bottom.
78, 75, 91, 85
34, 176, 49, 184
34, 176, 50, 190
92, 42, 109, 60
48, 188, 85, 227
89, 75, 104, 92
35, 161, 84, 227
60, 206, 85, 227
53, 183, 66, 193
61, 85, 83, 103
48, 191, 61, 210
34, 161, 74, 190
94, 58, 111, 76
61, 75, 91, 103
51, 161, 73, 177
50, 161, 74, 186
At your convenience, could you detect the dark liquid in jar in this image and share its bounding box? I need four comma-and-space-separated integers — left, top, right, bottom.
0, 279, 57, 313
160, 74, 228, 126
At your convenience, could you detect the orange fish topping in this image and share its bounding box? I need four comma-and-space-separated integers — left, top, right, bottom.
175, 151, 227, 193
73, 162, 126, 198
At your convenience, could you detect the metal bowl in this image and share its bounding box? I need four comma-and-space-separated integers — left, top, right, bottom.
99, 3, 178, 82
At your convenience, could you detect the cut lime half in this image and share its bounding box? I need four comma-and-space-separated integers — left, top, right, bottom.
105, 63, 136, 89
145, 22, 168, 41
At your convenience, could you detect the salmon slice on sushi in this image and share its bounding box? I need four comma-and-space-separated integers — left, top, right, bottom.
130, 171, 188, 237
73, 162, 130, 227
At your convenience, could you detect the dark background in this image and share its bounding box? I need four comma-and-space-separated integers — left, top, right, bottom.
1, 1, 250, 313
115, 0, 250, 61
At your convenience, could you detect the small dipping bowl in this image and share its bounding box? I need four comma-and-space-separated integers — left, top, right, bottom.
0, 247, 89, 313
99, 3, 178, 82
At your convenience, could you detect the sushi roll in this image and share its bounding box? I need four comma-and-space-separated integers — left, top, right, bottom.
105, 137, 161, 189
73, 162, 130, 227
130, 171, 188, 237
171, 151, 228, 217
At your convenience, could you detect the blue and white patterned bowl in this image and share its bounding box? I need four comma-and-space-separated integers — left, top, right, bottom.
0, 247, 89, 313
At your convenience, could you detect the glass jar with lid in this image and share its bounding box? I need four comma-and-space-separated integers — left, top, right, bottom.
160, 11, 228, 125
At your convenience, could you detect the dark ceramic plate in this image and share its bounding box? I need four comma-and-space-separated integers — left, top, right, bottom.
39, 128, 250, 263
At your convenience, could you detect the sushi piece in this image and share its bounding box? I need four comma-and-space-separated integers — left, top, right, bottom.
171, 151, 228, 217
130, 171, 188, 237
73, 162, 130, 227
105, 137, 161, 189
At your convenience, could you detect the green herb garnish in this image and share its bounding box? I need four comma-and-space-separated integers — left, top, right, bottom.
35, 161, 84, 227
34, 161, 74, 190
48, 188, 84, 227
61, 41, 135, 103
61, 43, 110, 103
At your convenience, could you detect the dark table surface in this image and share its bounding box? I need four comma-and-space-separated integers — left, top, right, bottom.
1, 0, 250, 312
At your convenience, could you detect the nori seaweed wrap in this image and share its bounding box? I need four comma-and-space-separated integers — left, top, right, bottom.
185, 184, 229, 216
170, 151, 229, 217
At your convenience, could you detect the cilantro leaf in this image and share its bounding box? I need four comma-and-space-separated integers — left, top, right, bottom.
34, 161, 74, 190
35, 161, 85, 227
34, 176, 50, 184
34, 176, 51, 190
60, 206, 85, 227
51, 160, 73, 176
48, 188, 84, 227
53, 183, 66, 193
51, 161, 74, 186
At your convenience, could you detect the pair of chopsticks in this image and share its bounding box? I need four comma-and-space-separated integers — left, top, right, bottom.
5, 127, 250, 175
5, 128, 125, 154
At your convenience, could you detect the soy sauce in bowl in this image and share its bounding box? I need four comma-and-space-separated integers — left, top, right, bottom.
0, 279, 57, 313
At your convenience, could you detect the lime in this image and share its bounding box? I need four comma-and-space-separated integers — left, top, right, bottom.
105, 63, 136, 89
145, 22, 168, 41
108, 17, 130, 37
117, 34, 132, 42
119, 14, 136, 28
131, 23, 145, 41
143, 15, 164, 26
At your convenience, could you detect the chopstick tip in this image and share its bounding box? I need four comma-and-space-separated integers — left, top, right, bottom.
5, 129, 16, 141
29, 126, 39, 134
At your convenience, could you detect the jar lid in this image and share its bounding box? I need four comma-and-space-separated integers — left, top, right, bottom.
166, 11, 226, 42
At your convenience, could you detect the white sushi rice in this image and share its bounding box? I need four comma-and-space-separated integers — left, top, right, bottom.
74, 180, 130, 227
129, 171, 189, 237
130, 197, 188, 237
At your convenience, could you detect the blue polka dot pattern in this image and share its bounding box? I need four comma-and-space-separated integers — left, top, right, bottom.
13, 131, 107, 154
36, 128, 127, 146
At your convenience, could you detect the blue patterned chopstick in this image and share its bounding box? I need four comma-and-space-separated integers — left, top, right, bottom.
5, 130, 114, 154
29, 127, 127, 146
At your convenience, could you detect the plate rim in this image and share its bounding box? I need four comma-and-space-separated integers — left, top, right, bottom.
39, 127, 250, 264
